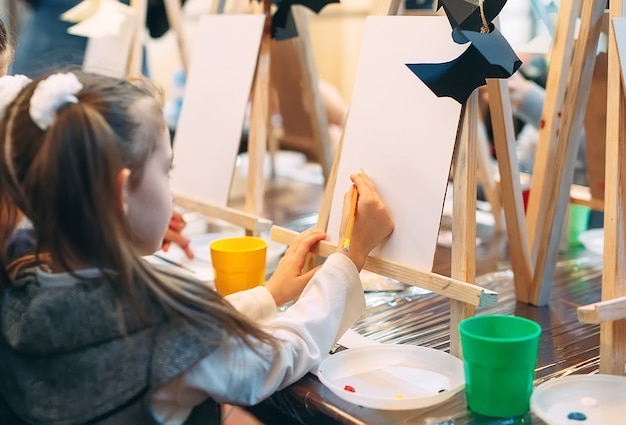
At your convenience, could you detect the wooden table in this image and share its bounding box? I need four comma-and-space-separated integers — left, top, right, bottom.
248, 221, 604, 424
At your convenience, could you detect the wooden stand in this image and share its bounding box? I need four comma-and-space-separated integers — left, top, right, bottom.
268, 9, 334, 181
525, 0, 607, 306
126, 0, 331, 234
246, 0, 334, 217
124, 0, 274, 234
486, 78, 534, 303
271, 1, 501, 358
578, 0, 626, 376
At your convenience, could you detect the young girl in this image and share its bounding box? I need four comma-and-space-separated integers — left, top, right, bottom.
0, 71, 394, 424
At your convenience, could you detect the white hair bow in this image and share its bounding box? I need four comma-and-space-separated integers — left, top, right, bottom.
29, 73, 84, 130
0, 75, 32, 121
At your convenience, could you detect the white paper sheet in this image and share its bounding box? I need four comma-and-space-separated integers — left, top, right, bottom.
170, 15, 264, 206
326, 16, 465, 273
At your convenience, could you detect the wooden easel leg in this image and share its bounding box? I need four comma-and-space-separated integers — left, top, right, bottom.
475, 122, 504, 233
291, 6, 333, 182
370, 0, 402, 16
527, 0, 606, 306
210, 0, 227, 14
449, 91, 478, 359
128, 0, 148, 78
163, 0, 190, 72
486, 78, 533, 303
600, 0, 626, 375
246, 2, 272, 220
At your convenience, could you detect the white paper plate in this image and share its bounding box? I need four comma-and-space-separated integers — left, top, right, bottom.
578, 228, 604, 255
531, 375, 626, 425
317, 345, 465, 410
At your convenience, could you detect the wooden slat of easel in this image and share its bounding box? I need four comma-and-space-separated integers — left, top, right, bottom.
269, 5, 334, 181
369, 0, 401, 16
473, 18, 506, 236
524, 0, 580, 304
128, 0, 148, 79
526, 0, 606, 306
271, 226, 497, 307
163, 0, 190, 72
576, 5, 626, 376
598, 0, 626, 375
246, 0, 333, 219
175, 195, 272, 234
487, 78, 534, 303
449, 91, 478, 358
476, 123, 504, 233
245, 0, 272, 218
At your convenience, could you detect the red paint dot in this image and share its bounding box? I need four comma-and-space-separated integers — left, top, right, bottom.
344, 385, 355, 392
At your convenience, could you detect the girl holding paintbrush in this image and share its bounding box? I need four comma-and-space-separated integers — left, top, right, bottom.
0, 68, 393, 423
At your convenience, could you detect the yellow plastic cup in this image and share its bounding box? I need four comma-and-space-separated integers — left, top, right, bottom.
210, 236, 267, 296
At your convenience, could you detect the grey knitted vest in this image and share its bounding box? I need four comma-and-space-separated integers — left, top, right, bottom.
0, 266, 222, 425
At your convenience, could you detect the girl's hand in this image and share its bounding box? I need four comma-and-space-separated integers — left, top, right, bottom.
265, 229, 327, 306
337, 172, 394, 271
162, 211, 194, 259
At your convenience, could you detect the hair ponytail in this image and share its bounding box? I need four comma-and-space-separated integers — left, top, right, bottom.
0, 71, 279, 354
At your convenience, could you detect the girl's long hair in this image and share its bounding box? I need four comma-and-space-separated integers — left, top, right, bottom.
0, 71, 277, 352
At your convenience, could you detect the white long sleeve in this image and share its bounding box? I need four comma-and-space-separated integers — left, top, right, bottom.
224, 285, 278, 322
150, 253, 365, 425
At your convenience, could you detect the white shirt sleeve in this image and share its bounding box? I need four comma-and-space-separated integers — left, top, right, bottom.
224, 285, 278, 322
150, 253, 365, 425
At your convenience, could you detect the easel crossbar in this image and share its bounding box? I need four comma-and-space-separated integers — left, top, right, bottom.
271, 226, 498, 307
578, 296, 626, 324
175, 195, 272, 235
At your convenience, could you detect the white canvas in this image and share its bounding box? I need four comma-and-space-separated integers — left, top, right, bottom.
326, 16, 465, 272
81, 2, 136, 78
82, 23, 135, 78
170, 14, 265, 206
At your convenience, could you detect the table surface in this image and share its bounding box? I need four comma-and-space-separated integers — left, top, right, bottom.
251, 220, 605, 425
227, 174, 605, 425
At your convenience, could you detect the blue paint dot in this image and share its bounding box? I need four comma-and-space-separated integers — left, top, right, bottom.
567, 412, 587, 421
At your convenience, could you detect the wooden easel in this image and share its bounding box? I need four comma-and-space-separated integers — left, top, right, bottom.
124, 0, 275, 234
267, 11, 335, 180
270, 0, 499, 358
577, 1, 626, 376
482, 13, 535, 304
245, 0, 334, 217
451, 0, 615, 309
523, 0, 607, 306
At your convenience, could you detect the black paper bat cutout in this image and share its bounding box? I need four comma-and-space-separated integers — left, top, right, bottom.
406, 27, 522, 104
437, 0, 507, 32
256, 0, 339, 40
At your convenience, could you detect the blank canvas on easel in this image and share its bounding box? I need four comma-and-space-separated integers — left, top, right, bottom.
326, 16, 464, 272
170, 14, 265, 206
82, 16, 136, 78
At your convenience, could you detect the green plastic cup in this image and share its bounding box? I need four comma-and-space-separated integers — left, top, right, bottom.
459, 315, 542, 418
569, 205, 590, 246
